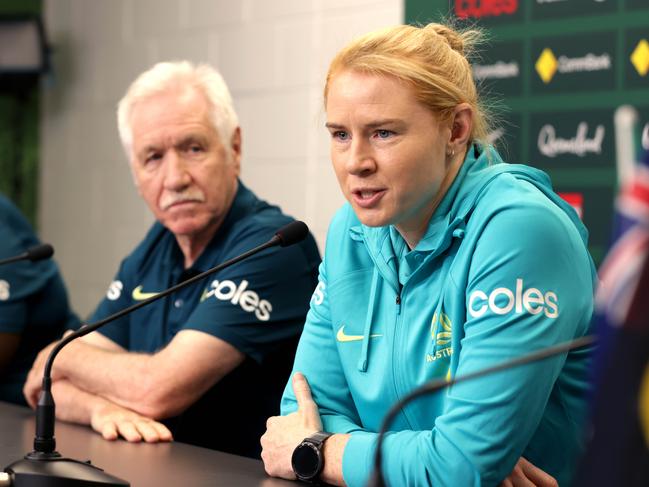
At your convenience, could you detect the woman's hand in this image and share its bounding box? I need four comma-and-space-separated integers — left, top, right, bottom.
261, 372, 323, 479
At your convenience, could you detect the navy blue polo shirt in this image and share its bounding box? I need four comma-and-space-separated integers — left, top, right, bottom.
89, 181, 320, 457
0, 194, 79, 405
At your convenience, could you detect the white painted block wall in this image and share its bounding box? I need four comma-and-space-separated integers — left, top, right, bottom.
39, 0, 402, 316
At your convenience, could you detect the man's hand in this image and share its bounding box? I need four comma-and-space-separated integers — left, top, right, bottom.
261, 372, 323, 479
23, 340, 64, 408
90, 402, 173, 443
500, 457, 558, 487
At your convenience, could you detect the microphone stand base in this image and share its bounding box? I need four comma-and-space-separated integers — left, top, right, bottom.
4, 452, 129, 487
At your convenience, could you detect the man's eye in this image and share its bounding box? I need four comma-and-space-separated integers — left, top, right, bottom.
145, 153, 162, 163
333, 131, 349, 141
375, 130, 394, 139
189, 145, 203, 153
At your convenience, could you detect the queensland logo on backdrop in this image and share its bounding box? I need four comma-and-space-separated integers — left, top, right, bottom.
426, 311, 453, 363
530, 108, 614, 169
468, 278, 559, 319
200, 279, 272, 321
538, 121, 605, 158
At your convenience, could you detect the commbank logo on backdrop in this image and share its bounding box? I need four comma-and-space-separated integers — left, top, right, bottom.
535, 48, 611, 84
473, 61, 519, 81
536, 48, 558, 83
531, 32, 615, 93
454, 0, 518, 19
631, 39, 649, 77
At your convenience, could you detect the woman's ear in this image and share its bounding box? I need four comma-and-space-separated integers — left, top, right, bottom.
448, 103, 473, 149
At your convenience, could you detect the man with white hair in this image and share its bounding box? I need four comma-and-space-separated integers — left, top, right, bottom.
23, 61, 320, 458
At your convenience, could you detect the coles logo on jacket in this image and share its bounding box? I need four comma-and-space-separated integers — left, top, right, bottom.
468, 278, 558, 319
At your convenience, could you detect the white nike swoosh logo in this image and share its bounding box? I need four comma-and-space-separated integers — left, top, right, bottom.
132, 285, 159, 301
336, 325, 382, 343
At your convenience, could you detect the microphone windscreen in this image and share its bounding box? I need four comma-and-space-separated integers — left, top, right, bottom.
274, 221, 309, 247
27, 244, 54, 262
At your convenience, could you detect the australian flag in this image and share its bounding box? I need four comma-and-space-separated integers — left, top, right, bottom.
577, 149, 649, 485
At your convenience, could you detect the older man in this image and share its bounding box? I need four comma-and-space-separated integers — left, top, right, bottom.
24, 61, 320, 458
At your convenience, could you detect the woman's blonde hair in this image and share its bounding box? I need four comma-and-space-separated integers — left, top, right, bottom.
324, 23, 490, 144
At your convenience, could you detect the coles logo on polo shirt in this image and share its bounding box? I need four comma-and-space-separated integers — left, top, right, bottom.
202, 279, 272, 321
468, 278, 559, 319
106, 280, 123, 301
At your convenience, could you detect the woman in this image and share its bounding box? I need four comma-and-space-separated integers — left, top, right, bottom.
262, 23, 595, 486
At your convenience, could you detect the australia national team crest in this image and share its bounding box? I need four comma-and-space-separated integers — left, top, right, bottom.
426, 311, 453, 365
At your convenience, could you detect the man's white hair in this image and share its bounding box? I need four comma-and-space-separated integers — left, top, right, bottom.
117, 61, 239, 157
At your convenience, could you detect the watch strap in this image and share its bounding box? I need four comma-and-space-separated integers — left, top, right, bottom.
307, 431, 333, 447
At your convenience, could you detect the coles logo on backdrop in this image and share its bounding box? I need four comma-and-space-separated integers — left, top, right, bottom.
455, 0, 519, 19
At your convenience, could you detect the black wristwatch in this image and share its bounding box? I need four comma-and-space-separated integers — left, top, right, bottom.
291, 431, 333, 483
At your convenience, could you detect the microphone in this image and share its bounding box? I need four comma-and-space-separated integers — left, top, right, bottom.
3, 221, 310, 487
271, 220, 308, 247
0, 244, 54, 266
368, 334, 597, 487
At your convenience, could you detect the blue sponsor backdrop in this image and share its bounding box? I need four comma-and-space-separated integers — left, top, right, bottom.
405, 0, 649, 264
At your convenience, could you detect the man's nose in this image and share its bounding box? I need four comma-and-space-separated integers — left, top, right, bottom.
163, 151, 192, 190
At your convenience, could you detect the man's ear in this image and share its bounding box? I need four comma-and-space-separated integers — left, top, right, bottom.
230, 127, 242, 174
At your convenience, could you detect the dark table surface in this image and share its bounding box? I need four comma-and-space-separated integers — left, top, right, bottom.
0, 401, 298, 487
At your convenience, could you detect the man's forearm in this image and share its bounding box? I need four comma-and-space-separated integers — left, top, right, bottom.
55, 341, 158, 415
51, 379, 112, 425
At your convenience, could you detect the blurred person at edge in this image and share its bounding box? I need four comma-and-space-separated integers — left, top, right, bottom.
0, 193, 79, 406
23, 61, 320, 458
261, 23, 595, 486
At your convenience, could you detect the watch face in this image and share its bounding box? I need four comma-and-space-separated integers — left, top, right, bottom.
292, 442, 321, 480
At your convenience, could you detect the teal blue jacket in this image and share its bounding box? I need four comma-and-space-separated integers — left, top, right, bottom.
281, 145, 596, 486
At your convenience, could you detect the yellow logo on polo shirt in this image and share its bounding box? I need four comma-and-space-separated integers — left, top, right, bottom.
132, 285, 159, 301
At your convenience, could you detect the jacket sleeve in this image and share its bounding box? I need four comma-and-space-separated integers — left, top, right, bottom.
280, 259, 366, 435
341, 203, 595, 487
